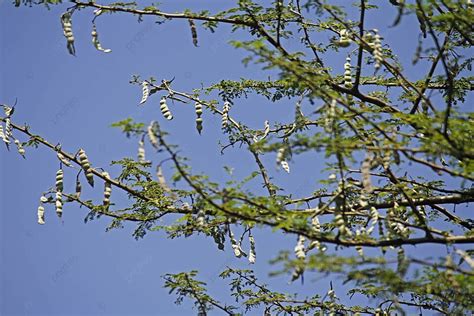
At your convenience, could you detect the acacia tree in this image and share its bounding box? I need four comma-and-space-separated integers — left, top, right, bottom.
2, 0, 474, 315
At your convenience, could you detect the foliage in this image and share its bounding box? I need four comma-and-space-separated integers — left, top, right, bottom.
2, 0, 474, 314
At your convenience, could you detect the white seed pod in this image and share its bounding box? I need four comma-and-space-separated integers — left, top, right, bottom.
311, 216, 321, 232
260, 120, 270, 140
229, 229, 243, 258
102, 171, 112, 207
363, 31, 375, 48
137, 140, 146, 163
196, 209, 205, 228
55, 191, 63, 218
195, 101, 203, 134
337, 29, 351, 47
335, 213, 347, 235
75, 178, 82, 199
188, 19, 198, 47
373, 29, 383, 70
40, 195, 49, 203
276, 147, 285, 164
147, 121, 159, 148
294, 235, 306, 259
156, 166, 171, 193
139, 81, 149, 105
14, 139, 25, 156
280, 160, 290, 173
0, 124, 5, 141
37, 204, 45, 225
55, 169, 64, 192
344, 57, 352, 88
61, 12, 76, 56
367, 206, 379, 234
91, 25, 112, 53
78, 149, 94, 187
248, 231, 256, 264
160, 97, 173, 120
221, 101, 231, 131
4, 117, 12, 144
455, 249, 474, 269
57, 152, 72, 167
361, 153, 373, 194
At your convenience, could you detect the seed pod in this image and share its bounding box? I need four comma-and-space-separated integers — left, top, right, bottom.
78, 149, 94, 187
229, 228, 244, 258
0, 125, 4, 141
344, 57, 352, 88
280, 161, 290, 173
102, 171, 112, 208
139, 81, 149, 105
188, 19, 198, 47
248, 231, 256, 264
363, 31, 374, 48
56, 169, 64, 192
14, 139, 25, 157
91, 25, 112, 53
61, 12, 76, 56
221, 101, 231, 131
396, 247, 408, 276
355, 245, 364, 257
3, 105, 13, 116
37, 205, 45, 225
367, 206, 379, 234
147, 121, 159, 148
40, 195, 49, 203
311, 216, 321, 232
373, 29, 383, 70
57, 152, 72, 167
75, 177, 82, 199
160, 97, 173, 120
335, 213, 347, 235
196, 209, 205, 228
195, 101, 203, 134
137, 140, 146, 163
455, 249, 474, 269
4, 117, 12, 145
260, 120, 270, 140
337, 29, 351, 47
361, 153, 373, 194
55, 191, 63, 218
294, 235, 306, 259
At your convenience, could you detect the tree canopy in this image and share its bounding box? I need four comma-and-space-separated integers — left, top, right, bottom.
2, 0, 474, 315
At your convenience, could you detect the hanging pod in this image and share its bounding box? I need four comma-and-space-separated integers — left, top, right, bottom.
78, 149, 94, 187
159, 97, 173, 120
57, 152, 72, 167
195, 209, 205, 228
3, 117, 12, 145
37, 205, 45, 225
55, 169, 64, 192
147, 121, 159, 149
260, 120, 270, 140
373, 29, 383, 70
75, 177, 82, 199
221, 101, 231, 131
102, 171, 112, 208
361, 153, 373, 194
344, 57, 352, 89
188, 19, 198, 47
0, 125, 4, 141
91, 24, 112, 53
61, 12, 76, 56
337, 29, 351, 47
137, 140, 146, 163
294, 235, 306, 259
139, 81, 150, 105
276, 147, 290, 173
248, 230, 256, 264
14, 139, 25, 157
194, 101, 203, 134
55, 191, 63, 218
367, 206, 379, 234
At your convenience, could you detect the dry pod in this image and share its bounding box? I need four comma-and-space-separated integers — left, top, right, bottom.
160, 97, 173, 120
3, 117, 12, 145
91, 24, 112, 53
0, 125, 5, 141
361, 153, 373, 194
294, 235, 306, 259
367, 206, 379, 234
78, 149, 94, 187
248, 231, 256, 264
14, 139, 25, 157
195, 101, 203, 134
137, 140, 146, 163
57, 152, 72, 167
55, 191, 63, 218
260, 120, 270, 140
140, 81, 149, 105
188, 19, 198, 47
373, 29, 383, 70
229, 227, 245, 258
196, 209, 205, 228
61, 12, 76, 56
55, 169, 64, 192
102, 171, 112, 208
337, 29, 351, 47
75, 177, 82, 199
280, 161, 290, 173
344, 57, 352, 89
221, 101, 231, 131
276, 147, 290, 173
37, 204, 45, 225
147, 121, 159, 148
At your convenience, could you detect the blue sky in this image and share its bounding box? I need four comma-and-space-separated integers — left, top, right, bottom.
0, 1, 467, 315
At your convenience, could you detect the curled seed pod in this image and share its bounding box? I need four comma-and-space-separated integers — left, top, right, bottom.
55, 169, 64, 192
14, 139, 25, 157
57, 152, 72, 167
195, 101, 203, 134
78, 149, 94, 187
188, 19, 198, 47
221, 101, 231, 131
61, 12, 76, 56
261, 120, 270, 140
91, 25, 112, 53
294, 235, 306, 259
367, 206, 379, 234
311, 215, 321, 232
334, 213, 347, 235
361, 153, 373, 194
0, 125, 5, 141
229, 228, 245, 258
137, 140, 146, 163
55, 191, 63, 218
4, 117, 12, 145
147, 121, 159, 148
359, 193, 369, 208
75, 177, 82, 199
37, 204, 45, 225
344, 57, 352, 88
196, 209, 205, 228
159, 97, 173, 120
373, 29, 383, 70
337, 29, 351, 47
102, 171, 112, 208
248, 231, 256, 264
139, 81, 149, 105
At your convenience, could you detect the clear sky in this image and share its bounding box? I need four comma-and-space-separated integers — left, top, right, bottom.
0, 1, 463, 315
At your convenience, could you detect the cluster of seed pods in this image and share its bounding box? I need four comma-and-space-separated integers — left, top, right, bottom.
160, 97, 173, 120
61, 12, 75, 56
